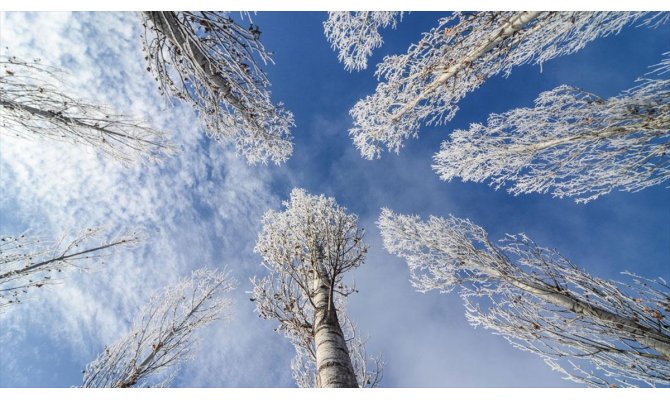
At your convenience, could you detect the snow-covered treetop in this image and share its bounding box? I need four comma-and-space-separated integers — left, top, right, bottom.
255, 188, 367, 281
252, 188, 379, 387
324, 12, 403, 72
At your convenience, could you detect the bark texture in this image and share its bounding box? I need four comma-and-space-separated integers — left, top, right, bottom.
312, 273, 358, 388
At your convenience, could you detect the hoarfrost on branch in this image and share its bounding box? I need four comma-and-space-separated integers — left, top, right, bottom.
82, 268, 234, 388
433, 54, 670, 203
378, 209, 670, 387
350, 12, 664, 159
0, 228, 140, 312
324, 12, 403, 72
140, 12, 294, 164
0, 56, 173, 165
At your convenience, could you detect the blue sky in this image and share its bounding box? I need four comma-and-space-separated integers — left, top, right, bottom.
0, 11, 668, 388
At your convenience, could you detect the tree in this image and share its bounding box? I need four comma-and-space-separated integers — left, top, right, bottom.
250, 188, 380, 387
82, 268, 234, 388
0, 228, 140, 313
323, 12, 402, 72
349, 12, 667, 160
433, 55, 670, 203
0, 56, 173, 165
140, 12, 294, 165
378, 209, 670, 387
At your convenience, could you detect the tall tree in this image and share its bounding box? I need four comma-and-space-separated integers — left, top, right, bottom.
0, 56, 173, 165
433, 55, 670, 203
251, 188, 380, 387
349, 12, 666, 160
323, 12, 403, 72
140, 12, 294, 165
0, 228, 139, 313
82, 268, 234, 388
378, 209, 670, 387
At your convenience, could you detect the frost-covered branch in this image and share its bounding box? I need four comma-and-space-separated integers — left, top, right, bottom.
0, 228, 140, 312
0, 56, 174, 165
140, 12, 294, 164
338, 301, 384, 388
324, 12, 403, 72
350, 12, 666, 159
434, 55, 670, 203
251, 188, 379, 387
378, 209, 670, 387
82, 268, 234, 388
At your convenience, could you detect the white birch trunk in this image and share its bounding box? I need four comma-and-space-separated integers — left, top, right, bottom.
252, 189, 374, 387
311, 270, 358, 388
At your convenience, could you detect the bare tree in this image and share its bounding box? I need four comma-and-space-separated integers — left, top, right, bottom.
349, 12, 667, 160
323, 12, 403, 72
434, 55, 670, 203
140, 12, 294, 165
0, 228, 140, 313
250, 188, 380, 387
0, 56, 173, 165
82, 268, 234, 388
378, 209, 670, 387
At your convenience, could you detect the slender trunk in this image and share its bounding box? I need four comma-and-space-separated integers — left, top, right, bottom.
492, 116, 670, 158
311, 271, 358, 388
0, 99, 163, 147
114, 345, 159, 388
112, 281, 220, 388
477, 262, 670, 360
389, 11, 543, 123
142, 12, 262, 132
0, 239, 128, 281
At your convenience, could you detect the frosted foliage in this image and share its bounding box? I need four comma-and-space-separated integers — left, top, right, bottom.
379, 209, 670, 387
82, 268, 234, 388
254, 188, 367, 285
140, 12, 294, 165
350, 11, 662, 159
0, 228, 139, 313
251, 188, 380, 387
434, 56, 670, 203
324, 12, 402, 72
0, 56, 173, 165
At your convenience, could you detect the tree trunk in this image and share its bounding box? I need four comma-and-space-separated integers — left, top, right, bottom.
390, 11, 543, 122
478, 262, 670, 360
311, 272, 358, 388
142, 12, 258, 129
0, 238, 129, 281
